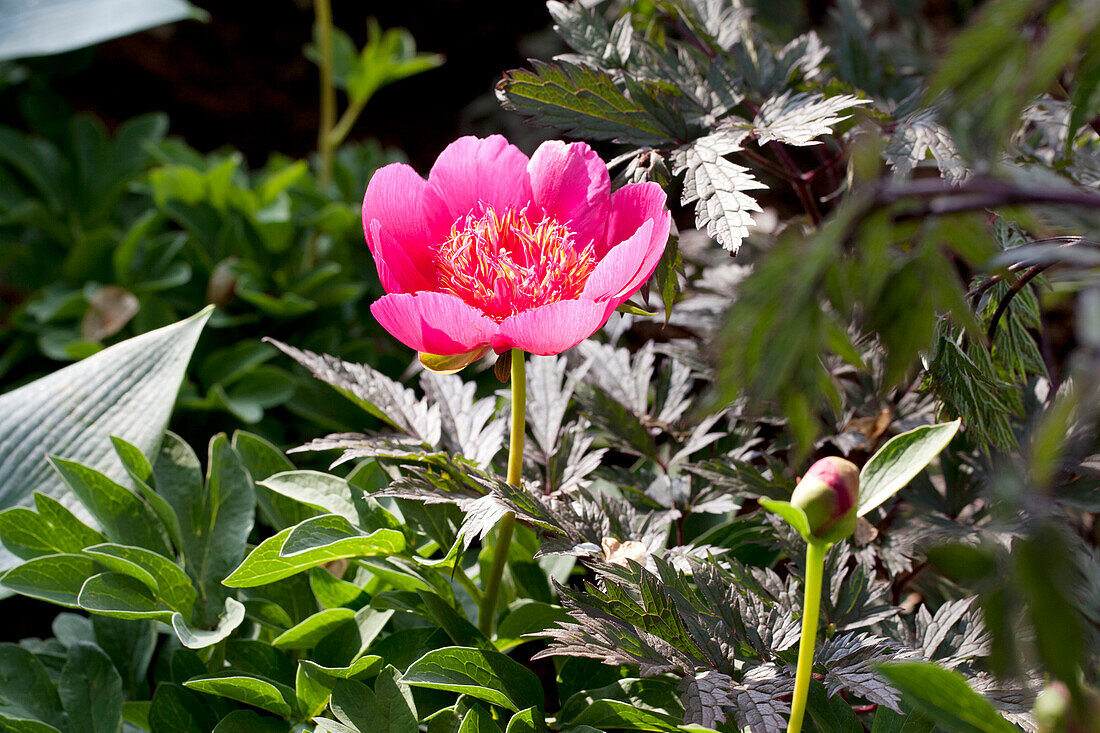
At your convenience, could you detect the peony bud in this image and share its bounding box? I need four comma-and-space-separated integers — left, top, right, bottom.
790, 456, 860, 543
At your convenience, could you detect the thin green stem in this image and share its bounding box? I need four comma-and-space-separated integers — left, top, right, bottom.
453, 563, 483, 606
313, 0, 336, 189
478, 349, 525, 636
788, 540, 827, 733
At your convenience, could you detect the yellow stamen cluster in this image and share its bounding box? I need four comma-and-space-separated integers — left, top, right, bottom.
435, 207, 597, 320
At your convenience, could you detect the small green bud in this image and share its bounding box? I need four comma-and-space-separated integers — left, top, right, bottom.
790, 456, 859, 543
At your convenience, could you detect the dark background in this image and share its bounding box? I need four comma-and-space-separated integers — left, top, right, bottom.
45, 0, 557, 167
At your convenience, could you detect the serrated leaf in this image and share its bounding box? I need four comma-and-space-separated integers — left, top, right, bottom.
752, 91, 868, 147
0, 308, 211, 571
857, 420, 961, 516
885, 109, 967, 185
497, 59, 682, 146
672, 132, 765, 253
403, 646, 543, 712
421, 371, 505, 469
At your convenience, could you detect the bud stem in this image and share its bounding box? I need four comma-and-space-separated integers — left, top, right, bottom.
478, 349, 525, 636
788, 540, 827, 733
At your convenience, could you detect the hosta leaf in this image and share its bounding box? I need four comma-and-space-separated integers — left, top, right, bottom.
0, 308, 211, 570
672, 132, 765, 253
403, 646, 543, 712
0, 0, 206, 62
496, 59, 683, 146
751, 91, 868, 147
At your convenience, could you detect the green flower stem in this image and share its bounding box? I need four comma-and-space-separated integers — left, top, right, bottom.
788, 540, 827, 733
312, 0, 336, 189
478, 349, 525, 636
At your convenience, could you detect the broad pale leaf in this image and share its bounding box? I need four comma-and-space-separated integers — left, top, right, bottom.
0, 0, 207, 61
857, 420, 961, 517
752, 91, 869, 146
0, 307, 212, 569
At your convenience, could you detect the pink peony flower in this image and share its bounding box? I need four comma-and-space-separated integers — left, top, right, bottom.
362, 135, 671, 361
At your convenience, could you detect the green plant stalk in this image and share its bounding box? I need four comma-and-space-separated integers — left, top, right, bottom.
313, 0, 336, 190
788, 540, 827, 733
478, 349, 525, 635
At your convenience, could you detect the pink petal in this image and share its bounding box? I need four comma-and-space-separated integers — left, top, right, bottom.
603, 181, 669, 257
527, 140, 610, 248
369, 221, 434, 294
424, 136, 534, 234
491, 299, 610, 356
371, 292, 498, 355
582, 204, 671, 306
362, 163, 437, 273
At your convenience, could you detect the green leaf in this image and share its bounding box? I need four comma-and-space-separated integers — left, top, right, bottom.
458, 705, 503, 733
328, 670, 417, 733
298, 656, 384, 682
0, 0, 206, 62
33, 494, 105, 551
403, 646, 543, 713
857, 420, 961, 516
0, 643, 65, 729
78, 572, 174, 621
170, 597, 245, 650
83, 542, 196, 614
504, 707, 544, 733
111, 436, 183, 552
805, 678, 862, 733
260, 471, 357, 524
0, 717, 63, 733
0, 308, 212, 570
418, 590, 490, 649
232, 432, 307, 531
0, 507, 81, 560
875, 662, 1017, 733
1, 553, 98, 607
158, 433, 254, 624
870, 707, 934, 733
58, 642, 123, 733
211, 710, 290, 733
147, 683, 217, 733
48, 457, 172, 557
565, 700, 680, 731
224, 522, 404, 587
497, 59, 683, 146
758, 499, 812, 541
272, 608, 356, 650
183, 673, 295, 719
495, 601, 571, 653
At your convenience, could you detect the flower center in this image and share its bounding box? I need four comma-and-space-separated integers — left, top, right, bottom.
434, 207, 598, 321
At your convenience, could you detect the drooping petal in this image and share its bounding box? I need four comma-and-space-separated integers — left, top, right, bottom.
603, 181, 669, 257
424, 135, 534, 234
362, 163, 437, 270
491, 299, 610, 356
527, 140, 610, 248
369, 221, 435, 293
370, 292, 498, 355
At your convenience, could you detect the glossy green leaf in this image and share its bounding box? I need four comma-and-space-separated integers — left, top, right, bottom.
78, 571, 174, 620
183, 673, 295, 719
83, 542, 196, 614
565, 700, 680, 731
1, 553, 98, 607
170, 597, 245, 649
458, 705, 502, 733
758, 499, 812, 541
272, 608, 356, 650
0, 643, 65, 729
403, 646, 543, 713
858, 420, 961, 516
260, 471, 357, 524
211, 710, 290, 733
224, 519, 403, 588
